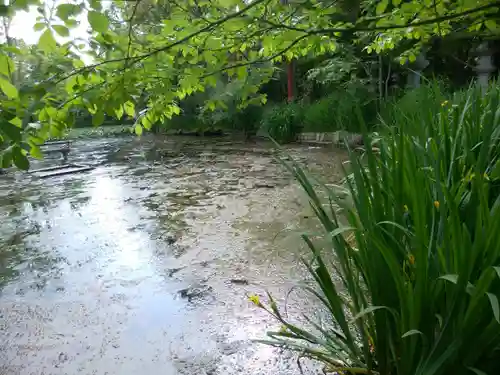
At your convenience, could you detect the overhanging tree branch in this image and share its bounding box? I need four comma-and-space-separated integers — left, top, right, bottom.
48, 0, 270, 85
47, 0, 500, 88
257, 1, 500, 35
125, 0, 141, 66
201, 34, 310, 79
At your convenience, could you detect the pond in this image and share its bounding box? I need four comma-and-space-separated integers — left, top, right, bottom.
0, 135, 347, 375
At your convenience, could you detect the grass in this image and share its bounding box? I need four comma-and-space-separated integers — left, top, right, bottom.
254, 84, 500, 375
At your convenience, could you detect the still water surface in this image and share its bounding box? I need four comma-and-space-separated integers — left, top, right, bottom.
0, 136, 347, 375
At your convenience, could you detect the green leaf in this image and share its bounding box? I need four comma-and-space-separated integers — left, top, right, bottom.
392, 0, 401, 5
0, 54, 15, 77
88, 11, 109, 33
9, 117, 22, 128
330, 226, 355, 238
439, 274, 458, 284
435, 314, 443, 328
486, 293, 500, 323
72, 59, 85, 69
29, 144, 43, 159
350, 306, 392, 323
38, 29, 57, 53
1, 147, 13, 168
56, 3, 80, 20
0, 78, 19, 99
3, 46, 20, 55
491, 161, 500, 180
376, 0, 388, 15
13, 0, 30, 10
89, 0, 102, 11
0, 5, 9, 16
12, 146, 30, 170
34, 22, 45, 31
141, 115, 153, 130
468, 367, 488, 375
65, 19, 79, 28
115, 106, 124, 120
402, 329, 423, 338
134, 124, 143, 135
1, 122, 22, 142
53, 25, 70, 37
124, 101, 135, 117
92, 111, 105, 126
485, 20, 498, 32
171, 105, 181, 115
494, 266, 500, 279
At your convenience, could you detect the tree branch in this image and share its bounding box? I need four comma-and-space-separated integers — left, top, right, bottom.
46, 0, 500, 88
48, 0, 269, 85
258, 2, 500, 35
201, 34, 310, 78
125, 0, 141, 67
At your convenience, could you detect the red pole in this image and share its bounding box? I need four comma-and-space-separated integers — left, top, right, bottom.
287, 61, 294, 101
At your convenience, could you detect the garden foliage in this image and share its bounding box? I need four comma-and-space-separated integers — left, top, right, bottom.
256, 84, 500, 375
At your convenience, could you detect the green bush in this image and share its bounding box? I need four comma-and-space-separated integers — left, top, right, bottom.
256, 84, 500, 375
303, 89, 378, 133
73, 113, 134, 128
380, 83, 448, 127
204, 104, 264, 136
163, 95, 264, 136
302, 94, 338, 132
234, 105, 264, 137
259, 101, 304, 144
63, 125, 133, 139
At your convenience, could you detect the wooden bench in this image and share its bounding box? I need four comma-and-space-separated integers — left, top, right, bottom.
40, 140, 71, 161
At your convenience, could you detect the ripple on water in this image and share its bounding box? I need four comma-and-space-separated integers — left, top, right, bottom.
0, 135, 347, 375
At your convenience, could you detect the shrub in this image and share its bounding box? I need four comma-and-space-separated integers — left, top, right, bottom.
164, 96, 264, 136
208, 104, 264, 136
303, 89, 378, 134
234, 105, 264, 137
256, 84, 500, 375
73, 113, 134, 128
57, 125, 133, 139
259, 101, 304, 144
302, 94, 338, 132
380, 83, 448, 127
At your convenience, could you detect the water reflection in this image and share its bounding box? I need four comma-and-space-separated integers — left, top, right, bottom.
0, 135, 347, 375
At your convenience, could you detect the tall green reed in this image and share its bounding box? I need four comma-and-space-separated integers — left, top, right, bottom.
256, 85, 500, 375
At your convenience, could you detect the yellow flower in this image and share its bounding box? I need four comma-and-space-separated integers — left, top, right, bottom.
279, 325, 288, 333
248, 294, 262, 307
441, 100, 449, 107
368, 335, 375, 353
403, 205, 409, 212
464, 172, 474, 182
408, 254, 415, 265
369, 342, 375, 354
434, 200, 440, 209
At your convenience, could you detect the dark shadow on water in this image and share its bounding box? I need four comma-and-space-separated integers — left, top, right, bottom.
0, 242, 63, 290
